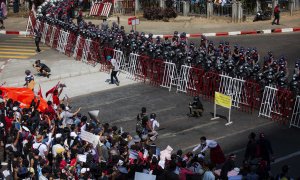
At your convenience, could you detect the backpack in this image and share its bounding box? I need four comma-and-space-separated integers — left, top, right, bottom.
136, 113, 144, 134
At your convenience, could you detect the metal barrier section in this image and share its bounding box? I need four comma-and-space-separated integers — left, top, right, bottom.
126, 53, 139, 80
73, 36, 85, 61
259, 86, 277, 119
231, 78, 247, 109
177, 65, 192, 93
219, 73, 233, 96
187, 67, 205, 97
135, 55, 150, 82
149, 59, 165, 87
65, 32, 77, 57
100, 47, 114, 73
57, 30, 70, 54
82, 38, 92, 63
202, 71, 220, 101
41, 23, 49, 44
161, 62, 178, 92
49, 26, 57, 48
52, 26, 61, 49
45, 25, 53, 46
113, 49, 126, 72
290, 96, 300, 128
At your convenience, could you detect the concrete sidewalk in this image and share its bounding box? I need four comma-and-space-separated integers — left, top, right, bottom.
0, 57, 137, 98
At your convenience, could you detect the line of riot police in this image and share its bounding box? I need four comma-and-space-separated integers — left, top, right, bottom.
36, 0, 300, 96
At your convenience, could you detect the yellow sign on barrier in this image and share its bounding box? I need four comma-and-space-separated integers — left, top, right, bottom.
215, 92, 232, 109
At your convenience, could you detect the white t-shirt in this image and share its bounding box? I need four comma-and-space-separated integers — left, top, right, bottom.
60, 111, 74, 126
203, 171, 215, 180
150, 118, 160, 131
111, 58, 119, 71
32, 143, 48, 158
192, 140, 218, 152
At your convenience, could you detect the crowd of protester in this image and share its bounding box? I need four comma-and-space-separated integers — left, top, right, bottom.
0, 87, 296, 179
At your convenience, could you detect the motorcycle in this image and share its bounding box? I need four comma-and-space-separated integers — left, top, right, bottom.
253, 10, 272, 22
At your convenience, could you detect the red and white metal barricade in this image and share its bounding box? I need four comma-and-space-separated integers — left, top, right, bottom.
57, 30, 70, 54
186, 67, 205, 97
73, 36, 86, 61
126, 53, 139, 80
290, 96, 300, 128
231, 78, 248, 109
113, 49, 126, 72
177, 65, 191, 93
135, 55, 150, 82
259, 86, 294, 124
149, 59, 165, 87
49, 26, 57, 47
100, 47, 114, 73
201, 71, 220, 101
41, 23, 49, 44
65, 32, 77, 57
51, 26, 61, 49
161, 61, 178, 92
219, 73, 233, 96
88, 40, 101, 66
45, 25, 53, 46
90, 2, 112, 18
35, 20, 44, 34
81, 38, 92, 64
25, 11, 36, 36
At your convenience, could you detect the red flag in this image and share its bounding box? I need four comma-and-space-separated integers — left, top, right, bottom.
0, 87, 48, 111
46, 81, 60, 98
38, 84, 43, 98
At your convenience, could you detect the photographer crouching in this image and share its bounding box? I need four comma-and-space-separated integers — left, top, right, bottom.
33, 60, 51, 78
188, 96, 204, 117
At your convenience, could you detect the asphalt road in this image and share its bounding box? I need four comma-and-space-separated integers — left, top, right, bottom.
192, 32, 300, 75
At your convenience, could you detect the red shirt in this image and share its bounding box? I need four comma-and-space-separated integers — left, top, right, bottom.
44, 105, 56, 120
274, 6, 280, 14
5, 116, 13, 130
53, 95, 60, 106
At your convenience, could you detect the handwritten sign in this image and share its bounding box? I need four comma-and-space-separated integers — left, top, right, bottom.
215, 92, 232, 108
80, 130, 100, 147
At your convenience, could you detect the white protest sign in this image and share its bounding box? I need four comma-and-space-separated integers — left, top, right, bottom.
80, 130, 99, 147
77, 154, 87, 162
134, 172, 156, 180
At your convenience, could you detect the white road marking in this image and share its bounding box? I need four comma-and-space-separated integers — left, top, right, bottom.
271, 151, 300, 165
159, 121, 219, 139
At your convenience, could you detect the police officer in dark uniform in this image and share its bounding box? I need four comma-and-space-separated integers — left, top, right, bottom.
188, 96, 204, 117
34, 28, 42, 53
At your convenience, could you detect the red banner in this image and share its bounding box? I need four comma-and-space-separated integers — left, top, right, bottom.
0, 87, 48, 112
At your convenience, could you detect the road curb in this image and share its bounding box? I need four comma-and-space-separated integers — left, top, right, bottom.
151, 27, 300, 38
1, 27, 300, 37
0, 30, 29, 35
6, 67, 100, 87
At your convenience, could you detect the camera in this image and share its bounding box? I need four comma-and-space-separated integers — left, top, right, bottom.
59, 83, 66, 88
